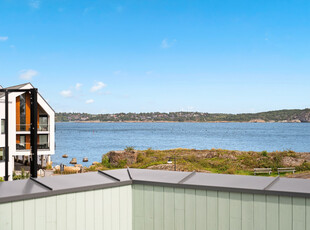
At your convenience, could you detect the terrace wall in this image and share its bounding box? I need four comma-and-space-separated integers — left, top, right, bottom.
133, 184, 310, 230
0, 185, 132, 230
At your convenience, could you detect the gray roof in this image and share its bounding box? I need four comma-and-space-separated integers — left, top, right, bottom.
1, 168, 310, 203
0, 83, 30, 98
0, 82, 55, 113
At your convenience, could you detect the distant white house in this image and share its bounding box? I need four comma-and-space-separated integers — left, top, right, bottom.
0, 83, 55, 180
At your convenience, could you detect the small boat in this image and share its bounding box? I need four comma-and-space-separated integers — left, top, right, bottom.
83, 157, 88, 162
70, 158, 77, 164
62, 154, 68, 158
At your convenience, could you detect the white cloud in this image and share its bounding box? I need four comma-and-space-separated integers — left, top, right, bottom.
91, 81, 106, 92
161, 38, 176, 48
19, 69, 38, 80
161, 39, 169, 48
60, 90, 73, 98
86, 99, 94, 104
113, 70, 121, 75
116, 6, 124, 13
29, 0, 40, 9
0, 37, 8, 41
75, 83, 82, 90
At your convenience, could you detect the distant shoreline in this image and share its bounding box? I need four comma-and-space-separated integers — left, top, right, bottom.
56, 120, 306, 123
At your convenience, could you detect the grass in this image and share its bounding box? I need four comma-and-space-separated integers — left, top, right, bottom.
86, 148, 310, 176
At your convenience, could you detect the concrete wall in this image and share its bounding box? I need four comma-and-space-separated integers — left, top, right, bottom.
0, 185, 132, 230
133, 184, 310, 230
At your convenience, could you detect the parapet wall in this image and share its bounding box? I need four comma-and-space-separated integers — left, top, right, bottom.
1, 168, 310, 230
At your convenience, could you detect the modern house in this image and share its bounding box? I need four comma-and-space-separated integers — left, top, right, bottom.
0, 83, 55, 180
0, 168, 310, 230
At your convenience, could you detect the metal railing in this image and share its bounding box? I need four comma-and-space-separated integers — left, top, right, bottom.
16, 142, 49, 150
16, 124, 49, 132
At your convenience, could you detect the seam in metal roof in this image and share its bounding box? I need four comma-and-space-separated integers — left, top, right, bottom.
1, 168, 310, 203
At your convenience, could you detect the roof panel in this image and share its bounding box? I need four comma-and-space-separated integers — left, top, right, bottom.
267, 177, 310, 194
102, 168, 131, 181
36, 171, 116, 190
183, 172, 275, 190
130, 168, 192, 183
0, 179, 49, 199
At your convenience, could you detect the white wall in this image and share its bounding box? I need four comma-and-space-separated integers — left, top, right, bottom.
0, 185, 132, 230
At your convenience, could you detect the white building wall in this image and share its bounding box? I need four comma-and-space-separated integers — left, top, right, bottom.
0, 84, 55, 180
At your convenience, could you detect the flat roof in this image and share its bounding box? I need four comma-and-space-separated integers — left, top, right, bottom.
1, 169, 310, 203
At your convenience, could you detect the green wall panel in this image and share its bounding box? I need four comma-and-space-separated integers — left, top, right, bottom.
185, 189, 195, 230
175, 188, 185, 230
218, 191, 230, 230
195, 189, 206, 230
132, 185, 310, 230
207, 190, 218, 230
267, 195, 279, 230
2, 183, 310, 230
280, 196, 293, 230
230, 192, 242, 230
254, 194, 266, 230
164, 187, 175, 230
0, 185, 132, 230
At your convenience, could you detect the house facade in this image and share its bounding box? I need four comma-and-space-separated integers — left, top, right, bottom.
0, 83, 55, 180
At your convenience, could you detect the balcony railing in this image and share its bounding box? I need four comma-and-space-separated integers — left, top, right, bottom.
16, 124, 49, 132
16, 142, 49, 150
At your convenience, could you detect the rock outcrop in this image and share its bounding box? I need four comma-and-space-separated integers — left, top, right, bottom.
107, 150, 138, 166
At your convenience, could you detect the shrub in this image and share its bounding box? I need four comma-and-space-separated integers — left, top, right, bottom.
296, 161, 310, 171
225, 168, 236, 174
261, 151, 268, 157
116, 159, 127, 168
145, 148, 155, 156
136, 152, 146, 163
102, 155, 111, 168
46, 163, 52, 170
13, 168, 30, 180
125, 146, 135, 152
0, 177, 3, 182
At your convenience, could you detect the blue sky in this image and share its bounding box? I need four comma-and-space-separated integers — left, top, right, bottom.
0, 0, 309, 114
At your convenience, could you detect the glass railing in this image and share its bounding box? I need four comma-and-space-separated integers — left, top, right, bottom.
38, 124, 49, 131
16, 124, 49, 132
16, 142, 49, 150
16, 124, 31, 131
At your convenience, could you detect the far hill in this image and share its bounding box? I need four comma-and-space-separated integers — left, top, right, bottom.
56, 109, 310, 123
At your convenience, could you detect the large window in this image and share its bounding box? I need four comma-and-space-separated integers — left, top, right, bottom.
20, 94, 26, 131
0, 147, 4, 161
1, 119, 4, 134
38, 134, 49, 149
39, 115, 48, 131
16, 135, 26, 150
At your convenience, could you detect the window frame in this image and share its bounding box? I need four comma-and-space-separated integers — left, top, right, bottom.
1, 119, 5, 134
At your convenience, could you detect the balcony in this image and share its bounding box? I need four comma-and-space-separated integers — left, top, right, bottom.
16, 124, 49, 132
16, 142, 49, 151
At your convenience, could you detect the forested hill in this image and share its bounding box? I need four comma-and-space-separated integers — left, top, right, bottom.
56, 109, 310, 123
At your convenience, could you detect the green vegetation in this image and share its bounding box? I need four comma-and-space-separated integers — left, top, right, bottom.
0, 177, 3, 182
13, 168, 30, 180
56, 109, 310, 123
125, 146, 135, 152
86, 148, 310, 177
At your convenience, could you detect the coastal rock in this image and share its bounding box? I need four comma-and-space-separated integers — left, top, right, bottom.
282, 157, 304, 167
107, 150, 138, 166
249, 119, 265, 123
298, 110, 310, 122
289, 119, 301, 123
